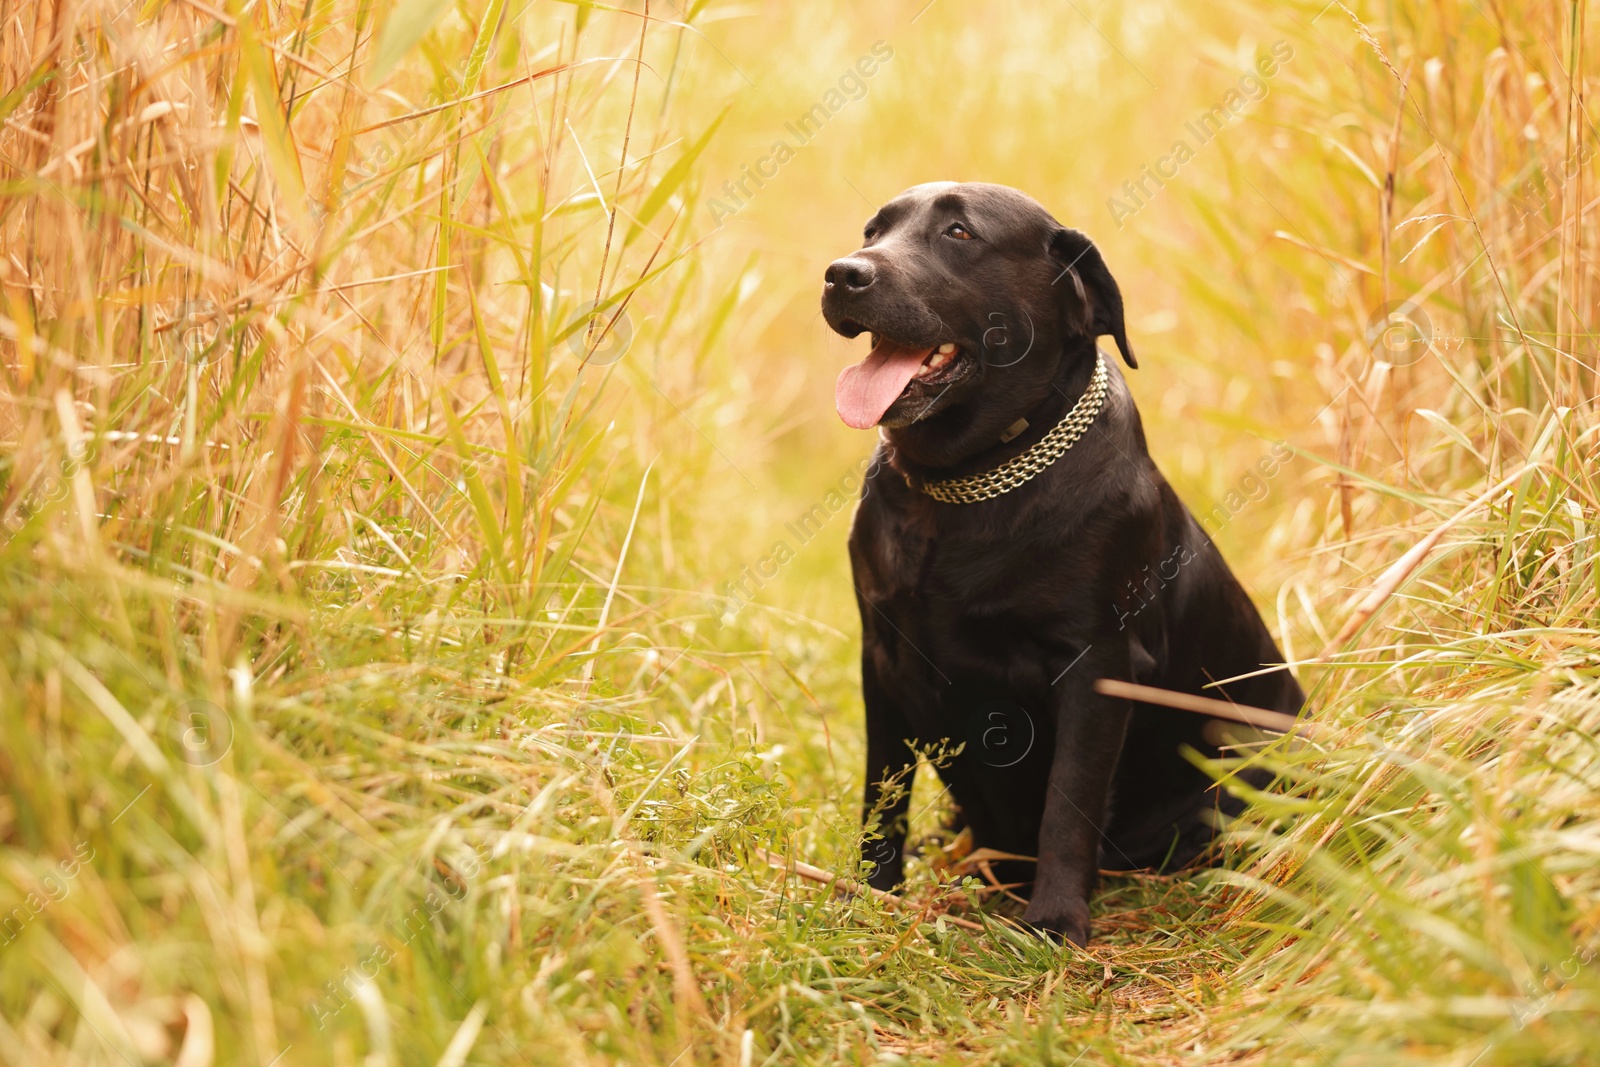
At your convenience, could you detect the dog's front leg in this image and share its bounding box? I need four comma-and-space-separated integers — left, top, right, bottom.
860, 652, 915, 892
1022, 645, 1133, 946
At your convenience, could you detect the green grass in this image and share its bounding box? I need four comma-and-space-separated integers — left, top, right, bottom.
2, 0, 1599, 1063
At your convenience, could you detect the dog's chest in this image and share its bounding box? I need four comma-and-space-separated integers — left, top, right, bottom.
853, 498, 1097, 667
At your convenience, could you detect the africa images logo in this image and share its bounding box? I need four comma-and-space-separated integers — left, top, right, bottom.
167, 298, 229, 365
566, 301, 634, 365
1366, 299, 1434, 366
1106, 41, 1294, 228
705, 42, 895, 228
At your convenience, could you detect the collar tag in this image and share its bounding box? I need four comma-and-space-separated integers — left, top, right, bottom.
918, 353, 1109, 504
999, 417, 1030, 444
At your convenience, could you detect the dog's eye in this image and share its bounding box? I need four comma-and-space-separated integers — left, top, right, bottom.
946, 223, 974, 240
863, 225, 879, 241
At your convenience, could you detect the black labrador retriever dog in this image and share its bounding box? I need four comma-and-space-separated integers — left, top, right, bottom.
821, 182, 1304, 946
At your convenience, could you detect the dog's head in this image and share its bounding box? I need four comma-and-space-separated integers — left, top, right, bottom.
821, 182, 1133, 444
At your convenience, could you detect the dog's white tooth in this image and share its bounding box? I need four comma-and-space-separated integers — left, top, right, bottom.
937, 342, 957, 354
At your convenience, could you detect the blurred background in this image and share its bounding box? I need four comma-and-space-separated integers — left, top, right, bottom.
2, 1, 1597, 1064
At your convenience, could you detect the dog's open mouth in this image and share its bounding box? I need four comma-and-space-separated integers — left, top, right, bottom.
835, 332, 969, 429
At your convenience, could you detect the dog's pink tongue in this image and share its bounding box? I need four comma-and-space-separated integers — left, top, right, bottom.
834, 339, 934, 429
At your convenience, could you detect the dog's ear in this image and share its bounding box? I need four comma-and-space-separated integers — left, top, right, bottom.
1049, 228, 1136, 368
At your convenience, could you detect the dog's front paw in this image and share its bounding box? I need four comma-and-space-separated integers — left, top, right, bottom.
1021, 897, 1091, 947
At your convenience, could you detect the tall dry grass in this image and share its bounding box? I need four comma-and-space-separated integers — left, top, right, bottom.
0, 0, 1597, 1065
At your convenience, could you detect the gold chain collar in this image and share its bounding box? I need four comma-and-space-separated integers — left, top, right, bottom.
914, 353, 1109, 504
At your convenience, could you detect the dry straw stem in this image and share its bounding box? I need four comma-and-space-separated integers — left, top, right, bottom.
750, 846, 985, 933
1319, 461, 1543, 658
1094, 678, 1310, 736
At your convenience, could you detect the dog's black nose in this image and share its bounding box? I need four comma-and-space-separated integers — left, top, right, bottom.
825, 257, 876, 292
